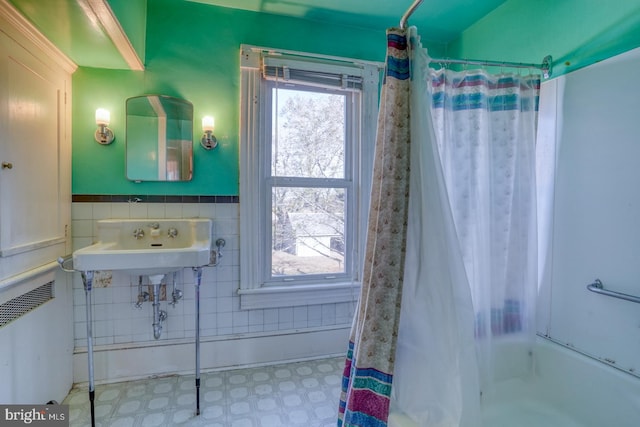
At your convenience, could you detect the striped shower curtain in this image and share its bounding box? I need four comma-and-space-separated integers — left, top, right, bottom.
338, 28, 411, 427
429, 67, 540, 391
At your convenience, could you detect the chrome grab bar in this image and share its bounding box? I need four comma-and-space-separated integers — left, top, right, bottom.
587, 279, 640, 304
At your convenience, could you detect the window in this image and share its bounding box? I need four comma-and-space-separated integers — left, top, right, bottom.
239, 45, 381, 309
268, 83, 352, 282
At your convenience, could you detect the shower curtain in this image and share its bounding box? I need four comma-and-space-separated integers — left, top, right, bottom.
390, 27, 481, 427
339, 25, 540, 427
391, 27, 541, 426
338, 28, 411, 427
429, 55, 540, 392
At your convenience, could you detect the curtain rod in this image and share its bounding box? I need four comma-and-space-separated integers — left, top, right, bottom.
400, 0, 424, 29
398, 1, 552, 77
431, 55, 553, 78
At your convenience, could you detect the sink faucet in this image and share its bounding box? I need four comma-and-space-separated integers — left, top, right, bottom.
148, 222, 160, 229
133, 228, 145, 239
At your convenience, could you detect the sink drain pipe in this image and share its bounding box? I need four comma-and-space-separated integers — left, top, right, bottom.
149, 274, 167, 340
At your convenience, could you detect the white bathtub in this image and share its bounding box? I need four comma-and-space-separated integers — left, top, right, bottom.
389, 337, 640, 427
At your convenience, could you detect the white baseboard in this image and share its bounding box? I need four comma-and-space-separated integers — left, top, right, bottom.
73, 326, 350, 384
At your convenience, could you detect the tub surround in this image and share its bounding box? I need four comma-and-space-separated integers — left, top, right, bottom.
389, 337, 640, 427
539, 46, 640, 375
484, 337, 640, 427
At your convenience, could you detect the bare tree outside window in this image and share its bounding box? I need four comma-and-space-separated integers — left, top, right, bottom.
271, 88, 347, 277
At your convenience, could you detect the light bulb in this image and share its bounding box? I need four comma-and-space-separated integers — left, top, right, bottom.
202, 116, 215, 132
95, 108, 110, 126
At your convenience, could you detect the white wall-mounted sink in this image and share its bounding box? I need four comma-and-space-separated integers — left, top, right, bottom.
73, 219, 212, 275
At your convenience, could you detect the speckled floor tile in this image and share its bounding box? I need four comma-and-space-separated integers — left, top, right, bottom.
63, 357, 344, 426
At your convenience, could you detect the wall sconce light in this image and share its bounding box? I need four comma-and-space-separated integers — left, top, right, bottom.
201, 116, 218, 150
95, 108, 115, 145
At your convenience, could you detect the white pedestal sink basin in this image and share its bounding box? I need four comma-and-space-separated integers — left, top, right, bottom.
66, 218, 214, 424
73, 218, 212, 275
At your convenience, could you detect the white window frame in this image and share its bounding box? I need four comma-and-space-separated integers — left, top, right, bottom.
238, 45, 382, 309
264, 81, 355, 286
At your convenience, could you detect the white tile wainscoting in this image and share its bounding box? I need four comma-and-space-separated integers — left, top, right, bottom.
70, 200, 355, 383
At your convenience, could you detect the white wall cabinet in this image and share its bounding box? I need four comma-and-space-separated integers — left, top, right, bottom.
0, 2, 76, 404
0, 4, 74, 283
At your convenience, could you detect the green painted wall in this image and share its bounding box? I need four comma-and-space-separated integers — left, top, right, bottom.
72, 0, 391, 195
448, 0, 640, 77
108, 0, 147, 62
73, 0, 640, 195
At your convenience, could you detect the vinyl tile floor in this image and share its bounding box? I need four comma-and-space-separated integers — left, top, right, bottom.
63, 357, 344, 427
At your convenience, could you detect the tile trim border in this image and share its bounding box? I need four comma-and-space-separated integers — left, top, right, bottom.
72, 194, 239, 203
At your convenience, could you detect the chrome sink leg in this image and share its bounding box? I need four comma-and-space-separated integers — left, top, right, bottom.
80, 270, 96, 427
193, 267, 203, 416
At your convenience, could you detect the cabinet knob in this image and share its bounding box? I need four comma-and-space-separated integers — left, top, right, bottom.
1, 162, 13, 169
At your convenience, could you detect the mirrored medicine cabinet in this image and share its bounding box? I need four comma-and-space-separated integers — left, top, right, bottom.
126, 95, 194, 182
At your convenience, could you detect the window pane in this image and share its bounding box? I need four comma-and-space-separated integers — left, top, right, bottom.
272, 88, 345, 178
272, 187, 345, 277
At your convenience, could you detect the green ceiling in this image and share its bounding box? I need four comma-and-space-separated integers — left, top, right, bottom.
6, 0, 640, 76
187, 0, 508, 42
6, 0, 508, 69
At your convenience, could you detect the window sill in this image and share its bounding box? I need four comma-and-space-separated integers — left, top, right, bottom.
238, 282, 360, 310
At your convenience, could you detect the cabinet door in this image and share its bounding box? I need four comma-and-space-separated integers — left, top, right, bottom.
0, 30, 69, 277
